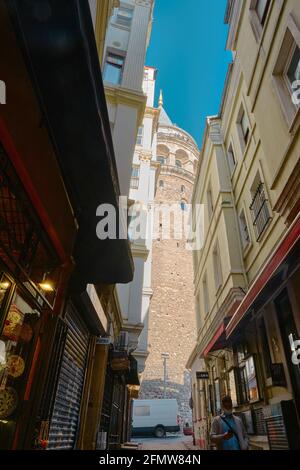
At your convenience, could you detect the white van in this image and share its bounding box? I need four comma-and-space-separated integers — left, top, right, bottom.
131, 399, 180, 438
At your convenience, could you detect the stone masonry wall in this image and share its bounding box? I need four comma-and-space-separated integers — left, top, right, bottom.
140, 170, 197, 426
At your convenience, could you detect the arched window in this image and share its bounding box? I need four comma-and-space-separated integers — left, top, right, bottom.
157, 156, 166, 165
175, 160, 182, 168
159, 180, 164, 188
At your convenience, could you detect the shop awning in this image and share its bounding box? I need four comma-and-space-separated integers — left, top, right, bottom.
203, 318, 230, 357
7, 0, 134, 286
126, 356, 140, 386
226, 215, 300, 339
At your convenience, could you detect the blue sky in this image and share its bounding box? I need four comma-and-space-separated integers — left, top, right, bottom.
146, 0, 232, 147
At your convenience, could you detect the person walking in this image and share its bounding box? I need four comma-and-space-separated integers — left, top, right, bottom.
210, 396, 249, 450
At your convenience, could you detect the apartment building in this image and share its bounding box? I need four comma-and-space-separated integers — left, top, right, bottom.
188, 0, 300, 451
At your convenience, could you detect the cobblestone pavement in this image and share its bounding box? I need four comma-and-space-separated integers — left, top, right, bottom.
134, 435, 199, 451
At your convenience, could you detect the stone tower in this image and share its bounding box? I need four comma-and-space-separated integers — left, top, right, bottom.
140, 94, 199, 424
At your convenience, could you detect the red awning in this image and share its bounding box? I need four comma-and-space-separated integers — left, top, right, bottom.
203, 322, 226, 357
226, 215, 300, 339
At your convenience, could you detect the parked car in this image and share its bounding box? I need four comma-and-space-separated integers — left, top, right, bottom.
131, 399, 180, 438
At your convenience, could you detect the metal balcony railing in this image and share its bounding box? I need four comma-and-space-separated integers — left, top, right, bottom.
250, 183, 272, 241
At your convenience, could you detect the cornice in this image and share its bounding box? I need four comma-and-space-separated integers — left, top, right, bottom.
159, 164, 195, 184
139, 150, 152, 162
105, 85, 147, 126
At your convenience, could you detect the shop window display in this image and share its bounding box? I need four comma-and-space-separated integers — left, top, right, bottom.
0, 276, 41, 449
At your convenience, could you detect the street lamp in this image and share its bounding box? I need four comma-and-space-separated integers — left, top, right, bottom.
161, 352, 169, 399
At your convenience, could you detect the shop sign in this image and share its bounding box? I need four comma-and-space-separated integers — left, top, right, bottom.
111, 351, 130, 372
196, 371, 209, 380
270, 363, 287, 387
111, 357, 130, 371
289, 334, 300, 366
97, 338, 110, 345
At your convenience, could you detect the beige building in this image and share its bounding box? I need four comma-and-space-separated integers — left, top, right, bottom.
140, 95, 199, 423
188, 0, 300, 450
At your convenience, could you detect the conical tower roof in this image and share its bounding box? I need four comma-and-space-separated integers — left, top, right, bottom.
158, 90, 173, 126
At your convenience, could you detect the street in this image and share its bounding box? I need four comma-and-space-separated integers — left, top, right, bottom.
132, 435, 196, 451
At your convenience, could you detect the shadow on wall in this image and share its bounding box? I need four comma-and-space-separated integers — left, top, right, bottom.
139, 371, 192, 424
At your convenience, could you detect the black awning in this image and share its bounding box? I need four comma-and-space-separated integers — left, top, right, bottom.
7, 0, 134, 285
125, 355, 140, 386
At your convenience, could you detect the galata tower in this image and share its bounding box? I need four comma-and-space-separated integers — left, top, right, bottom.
140, 91, 200, 424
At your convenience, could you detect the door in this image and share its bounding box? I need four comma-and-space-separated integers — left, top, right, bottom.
275, 289, 300, 414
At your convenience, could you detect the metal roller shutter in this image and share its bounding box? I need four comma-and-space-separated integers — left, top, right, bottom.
47, 304, 90, 450
265, 415, 289, 450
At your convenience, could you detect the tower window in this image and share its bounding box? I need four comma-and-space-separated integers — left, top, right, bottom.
159, 180, 164, 188
175, 160, 182, 168
157, 156, 166, 165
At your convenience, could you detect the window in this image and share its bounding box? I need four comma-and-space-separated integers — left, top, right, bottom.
159, 180, 164, 188
134, 406, 150, 417
244, 356, 260, 403
203, 273, 210, 315
175, 160, 182, 168
237, 106, 250, 150
285, 43, 300, 93
130, 167, 140, 190
181, 185, 185, 192
227, 143, 236, 174
258, 317, 272, 379
213, 243, 223, 291
272, 15, 300, 127
180, 201, 187, 211
207, 185, 214, 219
239, 209, 250, 249
214, 379, 221, 414
228, 369, 238, 407
157, 156, 166, 165
136, 126, 144, 146
249, 0, 271, 40
255, 0, 271, 26
236, 348, 261, 404
104, 52, 125, 85
116, 6, 133, 27
250, 175, 271, 241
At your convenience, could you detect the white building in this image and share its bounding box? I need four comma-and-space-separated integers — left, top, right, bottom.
117, 66, 160, 372
102, 0, 155, 197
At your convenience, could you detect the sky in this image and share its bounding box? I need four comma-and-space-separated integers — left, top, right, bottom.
146, 0, 232, 148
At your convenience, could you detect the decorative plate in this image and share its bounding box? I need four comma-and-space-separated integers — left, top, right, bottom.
2, 305, 23, 340
0, 386, 18, 419
7, 355, 25, 378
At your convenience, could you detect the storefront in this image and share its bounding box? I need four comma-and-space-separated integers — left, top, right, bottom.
225, 216, 300, 450
98, 342, 139, 450
1, 0, 134, 450
0, 150, 62, 450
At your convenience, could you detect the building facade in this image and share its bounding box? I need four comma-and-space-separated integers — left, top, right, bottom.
0, 0, 134, 451
140, 97, 199, 424
84, 1, 156, 450
188, 0, 300, 451
117, 66, 160, 375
